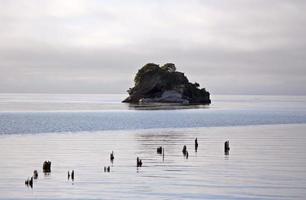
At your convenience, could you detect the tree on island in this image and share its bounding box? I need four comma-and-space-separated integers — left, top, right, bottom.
161, 63, 176, 73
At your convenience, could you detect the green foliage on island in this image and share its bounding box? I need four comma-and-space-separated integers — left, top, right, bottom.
123, 63, 211, 104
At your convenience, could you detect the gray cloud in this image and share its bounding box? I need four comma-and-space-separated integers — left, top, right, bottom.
0, 0, 306, 95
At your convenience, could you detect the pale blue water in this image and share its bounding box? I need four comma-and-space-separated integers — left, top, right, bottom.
0, 94, 306, 199
0, 94, 306, 134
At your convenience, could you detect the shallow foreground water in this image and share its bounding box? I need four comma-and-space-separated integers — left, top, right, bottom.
0, 124, 306, 199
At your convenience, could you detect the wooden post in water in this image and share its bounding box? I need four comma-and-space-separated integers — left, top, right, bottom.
195, 138, 198, 152
157, 146, 162, 154
182, 145, 187, 156
25, 177, 33, 188
224, 140, 230, 154
137, 157, 143, 167
110, 151, 114, 163
33, 170, 38, 179
43, 161, 51, 173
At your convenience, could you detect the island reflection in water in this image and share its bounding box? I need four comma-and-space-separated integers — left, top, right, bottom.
126, 102, 210, 110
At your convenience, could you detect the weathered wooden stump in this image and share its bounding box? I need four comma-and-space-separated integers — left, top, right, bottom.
25, 177, 33, 188
182, 145, 187, 156
43, 161, 51, 173
25, 178, 29, 186
224, 140, 230, 153
157, 146, 163, 154
29, 177, 33, 187
33, 170, 38, 179
137, 157, 143, 167
195, 138, 198, 152
110, 151, 114, 163
104, 166, 110, 172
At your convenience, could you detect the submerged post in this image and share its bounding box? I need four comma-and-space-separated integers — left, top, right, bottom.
137, 157, 143, 167
33, 170, 38, 179
104, 166, 111, 172
157, 146, 163, 154
195, 138, 198, 152
182, 145, 187, 156
110, 151, 114, 163
43, 161, 51, 173
224, 140, 230, 154
25, 177, 33, 188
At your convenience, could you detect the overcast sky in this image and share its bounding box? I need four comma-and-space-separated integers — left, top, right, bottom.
0, 0, 305, 95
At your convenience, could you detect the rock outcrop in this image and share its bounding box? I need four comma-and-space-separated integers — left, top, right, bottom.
122, 63, 211, 104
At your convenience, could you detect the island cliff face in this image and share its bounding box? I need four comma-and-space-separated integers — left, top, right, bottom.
122, 63, 211, 104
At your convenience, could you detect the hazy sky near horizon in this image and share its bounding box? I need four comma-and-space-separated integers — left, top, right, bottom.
0, 0, 306, 95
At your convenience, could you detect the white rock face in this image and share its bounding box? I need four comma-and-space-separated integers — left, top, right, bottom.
139, 90, 189, 104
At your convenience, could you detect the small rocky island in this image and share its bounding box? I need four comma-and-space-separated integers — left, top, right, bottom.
122, 63, 211, 104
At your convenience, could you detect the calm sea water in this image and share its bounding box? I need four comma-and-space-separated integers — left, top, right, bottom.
0, 94, 306, 134
0, 94, 306, 199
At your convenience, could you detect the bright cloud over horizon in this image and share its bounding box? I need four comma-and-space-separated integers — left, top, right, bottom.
0, 0, 306, 95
